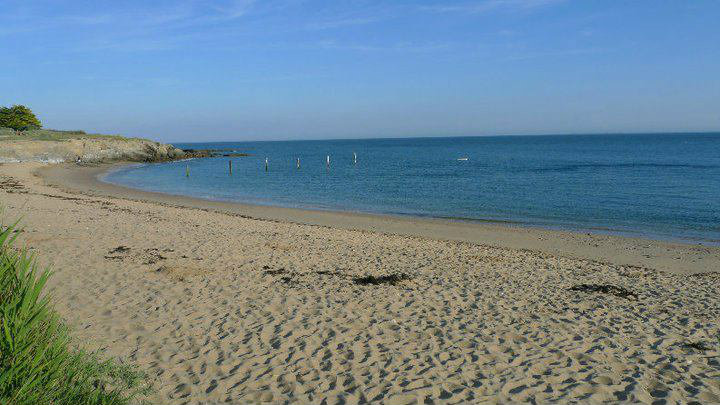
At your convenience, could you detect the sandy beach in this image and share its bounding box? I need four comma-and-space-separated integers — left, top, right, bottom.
1, 161, 719, 404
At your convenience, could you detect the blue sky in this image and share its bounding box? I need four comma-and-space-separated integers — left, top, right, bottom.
1, 0, 719, 142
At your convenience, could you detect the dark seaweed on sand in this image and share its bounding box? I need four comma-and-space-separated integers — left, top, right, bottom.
568, 284, 638, 300
353, 273, 413, 286
684, 341, 711, 351
264, 267, 287, 276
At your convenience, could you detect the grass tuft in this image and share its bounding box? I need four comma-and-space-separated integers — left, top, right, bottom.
0, 216, 151, 405
0, 127, 147, 142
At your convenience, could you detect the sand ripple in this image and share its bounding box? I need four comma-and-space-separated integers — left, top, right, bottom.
1, 165, 719, 404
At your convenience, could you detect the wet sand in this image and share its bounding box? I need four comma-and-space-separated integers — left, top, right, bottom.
1, 162, 719, 404
39, 162, 720, 275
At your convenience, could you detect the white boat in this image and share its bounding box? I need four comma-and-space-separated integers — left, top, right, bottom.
457, 157, 469, 161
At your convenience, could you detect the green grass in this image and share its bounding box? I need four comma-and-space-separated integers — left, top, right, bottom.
0, 127, 147, 142
0, 216, 151, 405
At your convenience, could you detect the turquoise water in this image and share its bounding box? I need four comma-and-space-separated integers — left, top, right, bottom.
103, 134, 720, 244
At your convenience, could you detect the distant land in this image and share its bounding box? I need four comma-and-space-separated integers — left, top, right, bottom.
0, 128, 250, 163
0, 127, 185, 164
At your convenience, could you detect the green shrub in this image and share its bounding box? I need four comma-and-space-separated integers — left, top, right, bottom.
0, 105, 41, 135
0, 218, 151, 405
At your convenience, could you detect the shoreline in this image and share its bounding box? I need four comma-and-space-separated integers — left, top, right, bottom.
3, 161, 719, 403
37, 162, 720, 274
103, 162, 720, 246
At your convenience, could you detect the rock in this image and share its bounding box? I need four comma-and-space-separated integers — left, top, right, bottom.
181, 148, 251, 159
0, 138, 186, 163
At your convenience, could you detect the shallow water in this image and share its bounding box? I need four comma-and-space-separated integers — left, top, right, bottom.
103, 133, 720, 243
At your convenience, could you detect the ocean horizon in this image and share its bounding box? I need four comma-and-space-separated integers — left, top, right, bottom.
103, 133, 720, 244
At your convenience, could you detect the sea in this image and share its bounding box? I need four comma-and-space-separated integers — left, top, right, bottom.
102, 133, 720, 244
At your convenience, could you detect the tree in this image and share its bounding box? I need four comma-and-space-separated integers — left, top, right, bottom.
0, 105, 42, 136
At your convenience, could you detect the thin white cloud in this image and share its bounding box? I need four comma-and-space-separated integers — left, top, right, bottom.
421, 0, 566, 14
0, 0, 258, 37
0, 0, 268, 51
503, 47, 608, 61
201, 0, 257, 21
76, 38, 182, 52
315, 40, 452, 53
305, 16, 381, 31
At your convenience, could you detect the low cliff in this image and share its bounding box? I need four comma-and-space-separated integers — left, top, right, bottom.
0, 137, 185, 163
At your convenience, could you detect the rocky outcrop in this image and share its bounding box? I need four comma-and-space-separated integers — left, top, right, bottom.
0, 138, 185, 163
181, 149, 251, 158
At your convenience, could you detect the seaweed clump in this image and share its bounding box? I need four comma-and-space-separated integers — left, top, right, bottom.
568, 284, 638, 300
684, 341, 711, 351
263, 267, 287, 276
353, 273, 413, 286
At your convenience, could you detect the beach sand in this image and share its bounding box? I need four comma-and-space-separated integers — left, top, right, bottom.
1, 162, 719, 404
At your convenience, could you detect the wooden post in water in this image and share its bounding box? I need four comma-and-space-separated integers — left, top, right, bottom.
296, 157, 300, 169
228, 160, 233, 175
185, 164, 189, 177
265, 157, 268, 172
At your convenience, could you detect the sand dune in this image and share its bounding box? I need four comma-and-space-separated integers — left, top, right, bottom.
1, 162, 719, 404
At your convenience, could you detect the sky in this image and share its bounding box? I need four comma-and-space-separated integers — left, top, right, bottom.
1, 0, 719, 142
